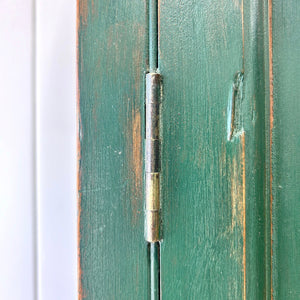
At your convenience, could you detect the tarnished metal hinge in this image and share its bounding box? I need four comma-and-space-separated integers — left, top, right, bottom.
145, 72, 162, 243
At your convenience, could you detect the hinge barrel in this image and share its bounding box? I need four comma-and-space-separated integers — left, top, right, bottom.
145, 73, 161, 243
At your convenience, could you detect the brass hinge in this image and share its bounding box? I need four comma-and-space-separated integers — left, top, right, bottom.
145, 72, 162, 243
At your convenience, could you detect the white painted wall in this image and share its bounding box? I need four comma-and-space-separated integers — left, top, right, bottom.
0, 1, 77, 299
0, 1, 36, 298
36, 0, 77, 299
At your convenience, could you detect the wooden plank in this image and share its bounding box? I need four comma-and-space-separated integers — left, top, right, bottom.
159, 0, 268, 298
271, 0, 300, 298
77, 1, 148, 299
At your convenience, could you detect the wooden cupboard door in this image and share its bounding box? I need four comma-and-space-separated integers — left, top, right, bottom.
78, 0, 300, 299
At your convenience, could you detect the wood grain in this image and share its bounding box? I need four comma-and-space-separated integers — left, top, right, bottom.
78, 0, 300, 298
159, 0, 268, 298
271, 0, 300, 298
77, 1, 148, 299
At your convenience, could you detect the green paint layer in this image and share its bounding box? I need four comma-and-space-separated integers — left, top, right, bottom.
78, 0, 300, 298
77, 1, 148, 299
271, 0, 300, 298
159, 0, 267, 298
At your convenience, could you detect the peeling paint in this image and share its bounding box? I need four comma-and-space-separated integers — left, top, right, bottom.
227, 72, 244, 141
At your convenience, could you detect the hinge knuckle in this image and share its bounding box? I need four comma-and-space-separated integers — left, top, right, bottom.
145, 173, 160, 210
145, 73, 162, 243
145, 211, 160, 242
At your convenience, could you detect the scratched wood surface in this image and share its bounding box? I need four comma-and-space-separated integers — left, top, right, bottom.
77, 1, 148, 299
78, 0, 300, 299
159, 0, 268, 298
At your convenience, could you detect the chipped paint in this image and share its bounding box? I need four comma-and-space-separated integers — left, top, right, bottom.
78, 0, 88, 25
77, 0, 148, 298
227, 72, 244, 141
241, 132, 246, 300
227, 84, 235, 141
229, 131, 246, 299
128, 29, 144, 225
131, 109, 142, 224
230, 158, 243, 231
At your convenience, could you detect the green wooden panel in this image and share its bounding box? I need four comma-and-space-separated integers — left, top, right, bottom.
77, 1, 148, 299
78, 0, 300, 298
271, 0, 300, 298
159, 1, 268, 298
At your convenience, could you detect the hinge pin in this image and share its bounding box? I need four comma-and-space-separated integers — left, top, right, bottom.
145, 72, 161, 243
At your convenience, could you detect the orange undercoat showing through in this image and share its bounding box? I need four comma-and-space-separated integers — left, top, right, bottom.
77, 0, 84, 298
130, 109, 142, 225
241, 132, 246, 300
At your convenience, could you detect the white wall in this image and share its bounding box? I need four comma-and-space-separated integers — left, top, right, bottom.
36, 0, 77, 299
0, 0, 36, 298
0, 1, 77, 299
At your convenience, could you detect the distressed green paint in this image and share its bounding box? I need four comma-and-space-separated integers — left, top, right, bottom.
159, 0, 268, 298
78, 0, 300, 298
243, 1, 270, 298
159, 0, 245, 297
271, 0, 300, 298
77, 1, 148, 299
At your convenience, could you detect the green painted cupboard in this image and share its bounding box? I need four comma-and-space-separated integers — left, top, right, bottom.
77, 0, 300, 299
